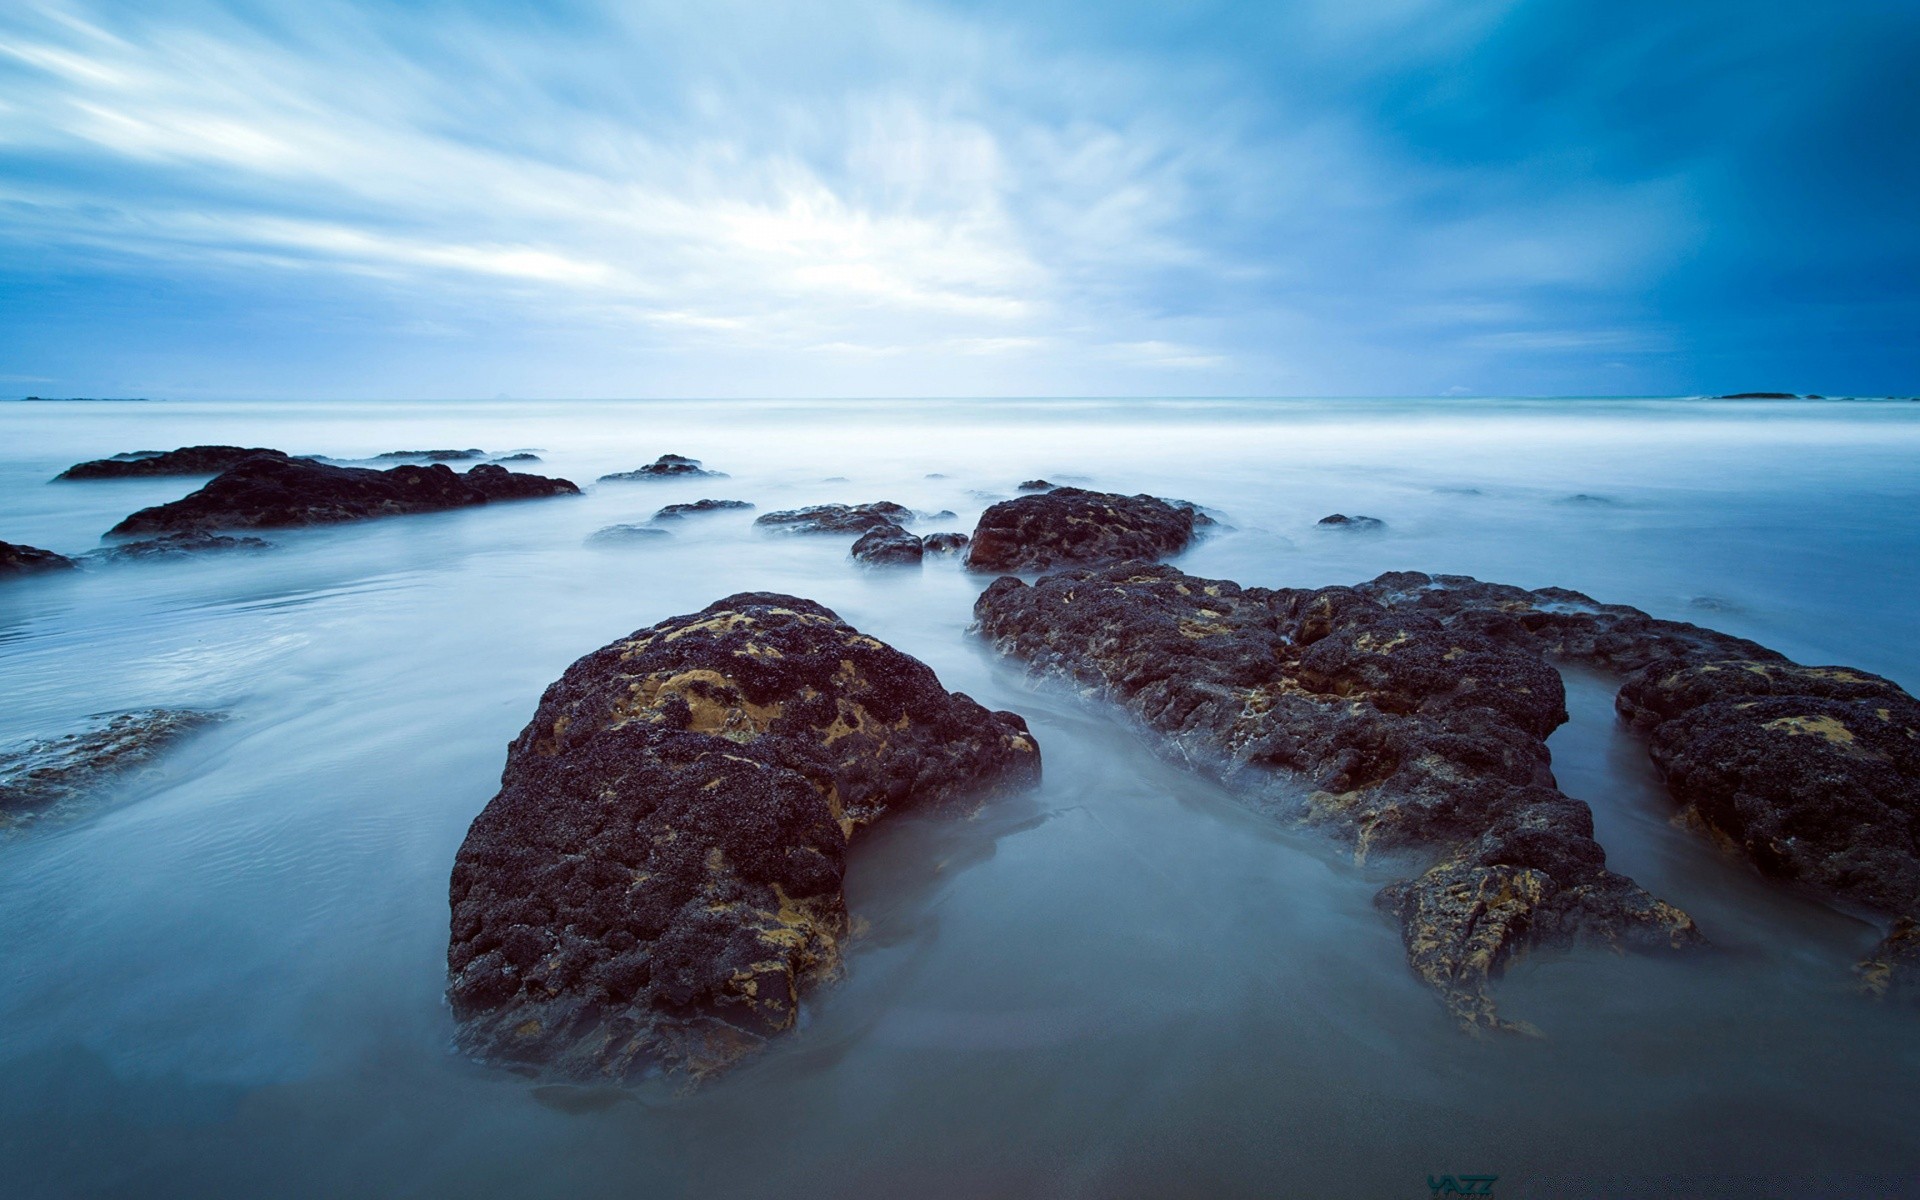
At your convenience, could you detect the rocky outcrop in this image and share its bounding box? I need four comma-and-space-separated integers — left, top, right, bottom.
56, 446, 288, 480
106, 455, 579, 535
653, 500, 754, 521
88, 532, 272, 561
850, 526, 922, 566
921, 532, 969, 555
964, 488, 1208, 574
376, 449, 485, 461
494, 453, 541, 463
1017, 479, 1054, 492
447, 594, 1041, 1080
754, 502, 911, 536
1318, 514, 1384, 530
598, 455, 725, 482
1, 541, 77, 575
973, 562, 1703, 1030
1, 709, 223, 827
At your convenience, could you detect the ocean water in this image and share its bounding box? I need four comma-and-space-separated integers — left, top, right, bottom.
0, 396, 1917, 1199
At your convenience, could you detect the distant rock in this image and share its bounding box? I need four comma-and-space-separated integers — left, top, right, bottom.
1317, 513, 1384, 530
598, 454, 725, 482
494, 453, 542, 464
850, 526, 923, 566
56, 446, 289, 480
652, 499, 755, 521
924, 473, 949, 480
89, 532, 272, 561
1016, 479, 1054, 492
921, 532, 970, 555
754, 502, 911, 536
1433, 486, 1483, 496
1557, 494, 1616, 506
964, 487, 1207, 573
0, 541, 77, 575
446, 593, 1041, 1080
107, 455, 579, 535
376, 449, 486, 461
1, 709, 223, 827
587, 524, 672, 544
1719, 392, 1798, 400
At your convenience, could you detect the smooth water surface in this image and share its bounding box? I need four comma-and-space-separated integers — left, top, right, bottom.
1, 397, 1917, 1199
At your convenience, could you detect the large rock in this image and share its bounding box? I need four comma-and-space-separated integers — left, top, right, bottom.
375, 448, 485, 461
754, 502, 911, 536
850, 526, 923, 566
1, 709, 222, 827
106, 455, 579, 535
0, 541, 77, 575
447, 594, 1042, 1080
964, 487, 1207, 573
973, 562, 1701, 1030
599, 454, 725, 482
56, 446, 288, 480
653, 499, 754, 521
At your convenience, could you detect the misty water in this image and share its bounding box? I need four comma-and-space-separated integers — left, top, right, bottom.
2, 397, 1918, 1199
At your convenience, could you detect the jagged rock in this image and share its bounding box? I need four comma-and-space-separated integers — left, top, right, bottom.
1017, 479, 1054, 492
599, 455, 725, 482
850, 526, 922, 566
89, 532, 272, 561
964, 488, 1207, 573
1317, 514, 1384, 530
921, 532, 970, 555
1, 709, 223, 826
107, 455, 579, 535
0, 541, 77, 575
376, 449, 485, 461
652, 500, 755, 522
973, 562, 1702, 1031
446, 594, 1041, 1081
588, 524, 672, 544
754, 502, 911, 536
56, 446, 288, 480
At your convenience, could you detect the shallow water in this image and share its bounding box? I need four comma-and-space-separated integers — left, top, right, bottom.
1, 396, 1917, 1199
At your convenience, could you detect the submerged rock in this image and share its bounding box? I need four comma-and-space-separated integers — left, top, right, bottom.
56, 445, 289, 480
1317, 514, 1385, 530
587, 524, 672, 544
89, 532, 272, 561
376, 449, 485, 461
973, 562, 1703, 1031
0, 709, 223, 826
107, 455, 579, 535
652, 499, 755, 521
850, 526, 922, 566
1, 541, 77, 575
921, 532, 970, 555
599, 455, 725, 482
754, 502, 911, 536
446, 593, 1041, 1080
964, 487, 1207, 574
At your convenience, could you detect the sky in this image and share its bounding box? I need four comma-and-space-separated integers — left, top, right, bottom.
1, 0, 1916, 400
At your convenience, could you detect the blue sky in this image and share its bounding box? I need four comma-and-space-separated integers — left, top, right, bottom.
1, 0, 1915, 399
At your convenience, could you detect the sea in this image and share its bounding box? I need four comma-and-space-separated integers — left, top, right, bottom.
1, 396, 1917, 1199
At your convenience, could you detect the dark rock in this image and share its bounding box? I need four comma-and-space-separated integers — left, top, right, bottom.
107, 455, 579, 536
924, 473, 949, 480
495, 453, 542, 463
973, 562, 1702, 1030
1017, 479, 1054, 492
89, 532, 272, 561
652, 500, 755, 522
1317, 514, 1384, 530
588, 524, 672, 544
1720, 392, 1798, 400
376, 449, 485, 461
963, 487, 1206, 574
599, 454, 725, 482
1558, 494, 1616, 506
754, 502, 911, 536
0, 541, 77, 575
446, 593, 1041, 1080
921, 532, 970, 555
56, 445, 288, 480
850, 526, 922, 566
1, 709, 223, 826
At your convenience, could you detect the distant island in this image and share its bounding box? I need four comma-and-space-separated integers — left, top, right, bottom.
16, 396, 153, 402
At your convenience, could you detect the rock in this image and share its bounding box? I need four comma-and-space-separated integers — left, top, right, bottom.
1558, 494, 1616, 506
1317, 514, 1384, 530
1719, 392, 1798, 400
924, 473, 948, 480
495, 453, 542, 463
1859, 920, 1920, 1000
0, 541, 77, 575
1, 709, 223, 826
89, 532, 272, 561
598, 454, 725, 482
107, 455, 579, 535
921, 532, 970, 555
973, 562, 1702, 1031
446, 593, 1041, 1080
652, 500, 755, 522
1017, 479, 1054, 492
850, 526, 922, 566
376, 449, 485, 461
754, 502, 912, 536
588, 524, 672, 544
964, 487, 1207, 574
56, 446, 289, 480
